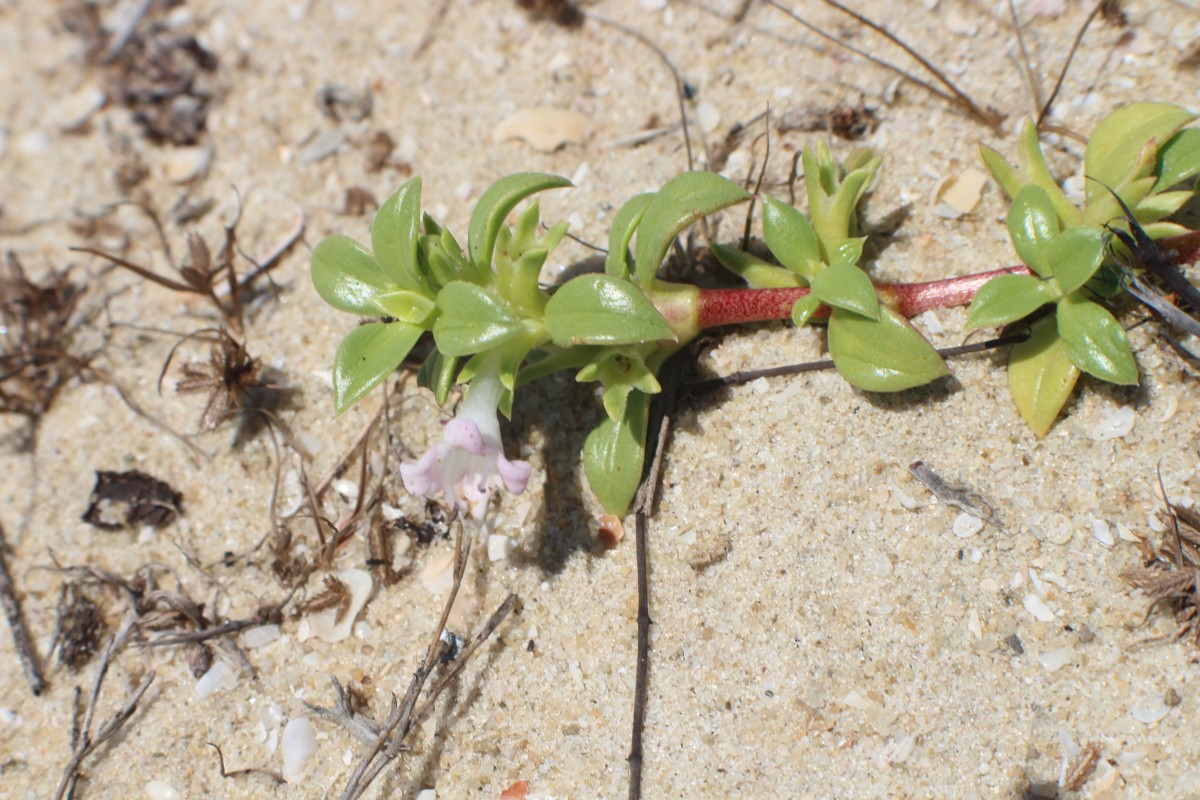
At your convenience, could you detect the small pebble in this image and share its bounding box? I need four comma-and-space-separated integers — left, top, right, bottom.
1024, 593, 1056, 622
51, 86, 106, 131
1091, 518, 1115, 547
487, 533, 515, 562
1131, 694, 1170, 724
195, 658, 238, 698
952, 512, 984, 538
162, 145, 213, 184
1089, 405, 1135, 441
695, 101, 721, 134
281, 716, 317, 782
241, 624, 281, 649
144, 780, 182, 800
1037, 646, 1073, 672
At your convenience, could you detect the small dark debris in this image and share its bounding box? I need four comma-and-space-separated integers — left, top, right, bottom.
439, 629, 465, 664
516, 0, 585, 28
103, 18, 220, 145
56, 584, 105, 670
187, 642, 214, 678
1005, 633, 1024, 655
364, 130, 396, 173
778, 102, 878, 141
396, 502, 448, 547
82, 469, 183, 530
317, 83, 374, 122
1099, 0, 1128, 27
298, 575, 352, 624
343, 187, 379, 216
0, 253, 88, 427
1180, 40, 1200, 69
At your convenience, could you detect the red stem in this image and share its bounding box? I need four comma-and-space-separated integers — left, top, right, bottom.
696, 265, 1032, 329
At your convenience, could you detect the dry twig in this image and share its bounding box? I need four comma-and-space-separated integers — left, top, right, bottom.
53, 617, 156, 800
0, 520, 45, 695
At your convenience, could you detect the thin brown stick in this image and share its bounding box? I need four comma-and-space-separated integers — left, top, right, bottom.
410, 592, 519, 725
208, 741, 286, 784
1036, 0, 1105, 128
53, 618, 156, 800
0, 520, 45, 695
627, 352, 689, 800
1007, 0, 1043, 117
340, 520, 469, 800
765, 0, 1002, 129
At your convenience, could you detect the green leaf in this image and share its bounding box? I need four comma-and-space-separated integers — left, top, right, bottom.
432, 281, 524, 356
1154, 128, 1200, 192
1016, 118, 1081, 227
1085, 102, 1196, 204
790, 293, 822, 327
584, 390, 649, 516
332, 322, 423, 413
710, 243, 803, 288
372, 177, 428, 294
965, 274, 1059, 331
830, 237, 866, 270
467, 173, 572, 272
375, 290, 436, 325
810, 263, 879, 319
606, 193, 654, 278
762, 195, 821, 279
417, 348, 458, 406
980, 143, 1022, 201
1007, 185, 1059, 277
827, 307, 948, 391
311, 235, 390, 315
1055, 295, 1138, 385
1008, 315, 1079, 436
1047, 226, 1105, 295
634, 172, 750, 286
544, 274, 676, 346
1133, 190, 1194, 224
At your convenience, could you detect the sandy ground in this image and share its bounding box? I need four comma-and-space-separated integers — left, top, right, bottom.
3, 0, 1200, 798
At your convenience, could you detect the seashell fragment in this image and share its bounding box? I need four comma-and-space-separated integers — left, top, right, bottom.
495, 107, 590, 152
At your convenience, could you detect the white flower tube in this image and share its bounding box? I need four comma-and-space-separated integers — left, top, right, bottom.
400, 356, 531, 520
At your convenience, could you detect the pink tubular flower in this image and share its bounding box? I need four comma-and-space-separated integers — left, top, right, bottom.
400, 357, 531, 521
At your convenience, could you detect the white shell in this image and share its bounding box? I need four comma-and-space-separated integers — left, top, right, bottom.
281, 716, 318, 783
1131, 694, 1170, 724
195, 658, 238, 698
1024, 593, 1056, 622
300, 569, 374, 644
952, 512, 984, 538
1089, 405, 1135, 441
495, 108, 590, 152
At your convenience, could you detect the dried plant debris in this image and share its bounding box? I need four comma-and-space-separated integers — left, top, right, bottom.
516, 0, 585, 28
1099, 0, 1128, 27
1180, 40, 1200, 69
298, 574, 354, 623
1061, 741, 1102, 792
778, 101, 879, 140
82, 469, 183, 530
1121, 503, 1200, 647
72, 0, 220, 145
173, 328, 268, 433
0, 253, 89, 425
317, 83, 374, 121
343, 186, 380, 216
53, 583, 106, 671
0, 521, 46, 695
908, 460, 1003, 529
